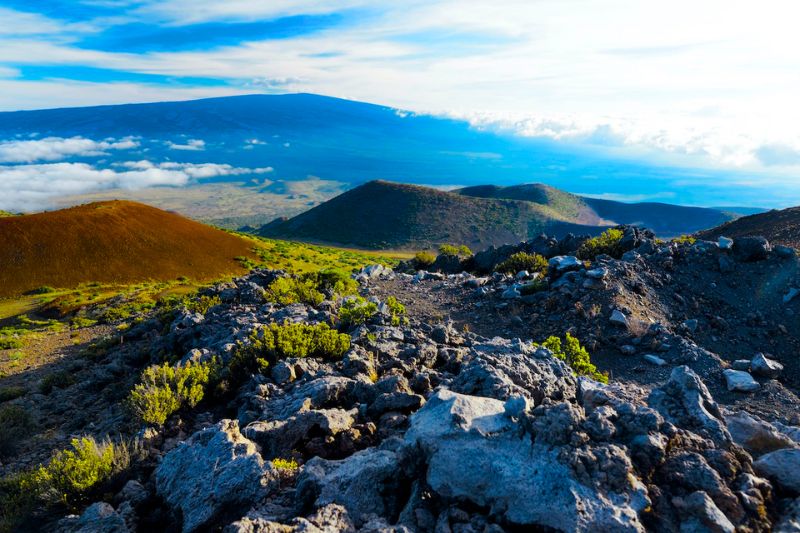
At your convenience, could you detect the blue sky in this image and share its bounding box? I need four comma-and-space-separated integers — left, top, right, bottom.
1, 0, 800, 203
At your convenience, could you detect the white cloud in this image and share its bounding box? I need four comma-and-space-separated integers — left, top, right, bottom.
166, 139, 206, 151
0, 136, 139, 163
0, 160, 273, 212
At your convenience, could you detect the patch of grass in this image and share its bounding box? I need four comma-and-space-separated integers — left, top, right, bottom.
0, 387, 25, 403
271, 457, 299, 472
339, 297, 378, 327
0, 405, 34, 458
673, 234, 696, 245
69, 316, 98, 329
128, 360, 217, 426
576, 229, 625, 260
538, 333, 607, 383
39, 370, 77, 394
495, 252, 548, 275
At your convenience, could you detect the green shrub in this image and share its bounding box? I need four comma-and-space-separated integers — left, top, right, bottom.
46, 437, 115, 505
539, 333, 607, 383
265, 277, 324, 306
184, 294, 221, 315
576, 229, 625, 260
0, 387, 25, 403
495, 252, 548, 275
235, 322, 350, 370
272, 457, 299, 472
0, 405, 34, 458
0, 337, 23, 350
128, 360, 215, 426
413, 251, 436, 268
339, 297, 378, 327
70, 316, 98, 329
674, 234, 696, 245
438, 244, 472, 257
39, 371, 76, 394
301, 269, 358, 297
385, 296, 408, 326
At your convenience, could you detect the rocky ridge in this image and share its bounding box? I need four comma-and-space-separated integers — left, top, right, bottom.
4, 228, 800, 532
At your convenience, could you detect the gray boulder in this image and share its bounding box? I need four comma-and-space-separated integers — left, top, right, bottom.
58, 502, 129, 533
548, 255, 582, 275
750, 352, 783, 379
404, 389, 649, 531
610, 310, 628, 327
155, 420, 275, 533
723, 369, 760, 393
673, 491, 735, 533
732, 236, 770, 262
296, 448, 404, 525
244, 408, 357, 458
754, 448, 800, 492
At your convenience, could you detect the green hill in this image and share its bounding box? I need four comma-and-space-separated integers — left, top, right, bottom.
260, 181, 608, 250
458, 183, 736, 237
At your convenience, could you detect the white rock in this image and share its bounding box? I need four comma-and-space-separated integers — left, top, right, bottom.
643, 354, 666, 366
501, 286, 521, 300
586, 267, 608, 279
723, 369, 760, 393
718, 236, 733, 250
548, 255, 582, 274
726, 411, 796, 456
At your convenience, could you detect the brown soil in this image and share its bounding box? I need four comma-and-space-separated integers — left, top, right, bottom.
697, 206, 800, 248
0, 200, 258, 298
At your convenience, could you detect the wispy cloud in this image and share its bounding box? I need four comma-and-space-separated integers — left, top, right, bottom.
0, 136, 139, 163
166, 138, 205, 151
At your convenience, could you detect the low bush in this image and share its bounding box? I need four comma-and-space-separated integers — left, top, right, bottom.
413, 251, 436, 268
0, 405, 34, 458
495, 252, 548, 276
271, 457, 299, 472
576, 229, 624, 260
265, 277, 324, 306
301, 269, 358, 297
0, 436, 129, 531
26, 286, 56, 295
235, 322, 350, 371
539, 333, 608, 383
184, 294, 222, 315
519, 278, 549, 295
339, 297, 378, 327
0, 337, 23, 350
128, 360, 216, 426
674, 234, 696, 245
39, 370, 76, 394
438, 244, 472, 257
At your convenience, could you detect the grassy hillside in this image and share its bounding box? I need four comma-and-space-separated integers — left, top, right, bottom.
697, 207, 800, 248
261, 180, 608, 250
0, 211, 16, 218
0, 200, 258, 298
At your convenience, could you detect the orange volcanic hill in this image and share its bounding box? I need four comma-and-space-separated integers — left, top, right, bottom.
0, 200, 257, 297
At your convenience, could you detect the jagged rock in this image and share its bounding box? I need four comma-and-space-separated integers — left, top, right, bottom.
405, 389, 649, 531
754, 448, 800, 492
155, 420, 275, 533
732, 236, 770, 262
450, 347, 577, 404
773, 497, 800, 532
723, 369, 760, 393
610, 309, 628, 327
500, 286, 520, 300
751, 352, 783, 378
244, 408, 357, 458
649, 366, 730, 446
368, 392, 425, 417
226, 504, 357, 533
296, 448, 404, 525
586, 267, 608, 279
58, 502, 129, 533
726, 411, 796, 456
718, 237, 733, 250
673, 491, 735, 533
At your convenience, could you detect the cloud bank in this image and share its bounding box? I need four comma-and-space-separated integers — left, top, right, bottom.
0, 160, 273, 212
